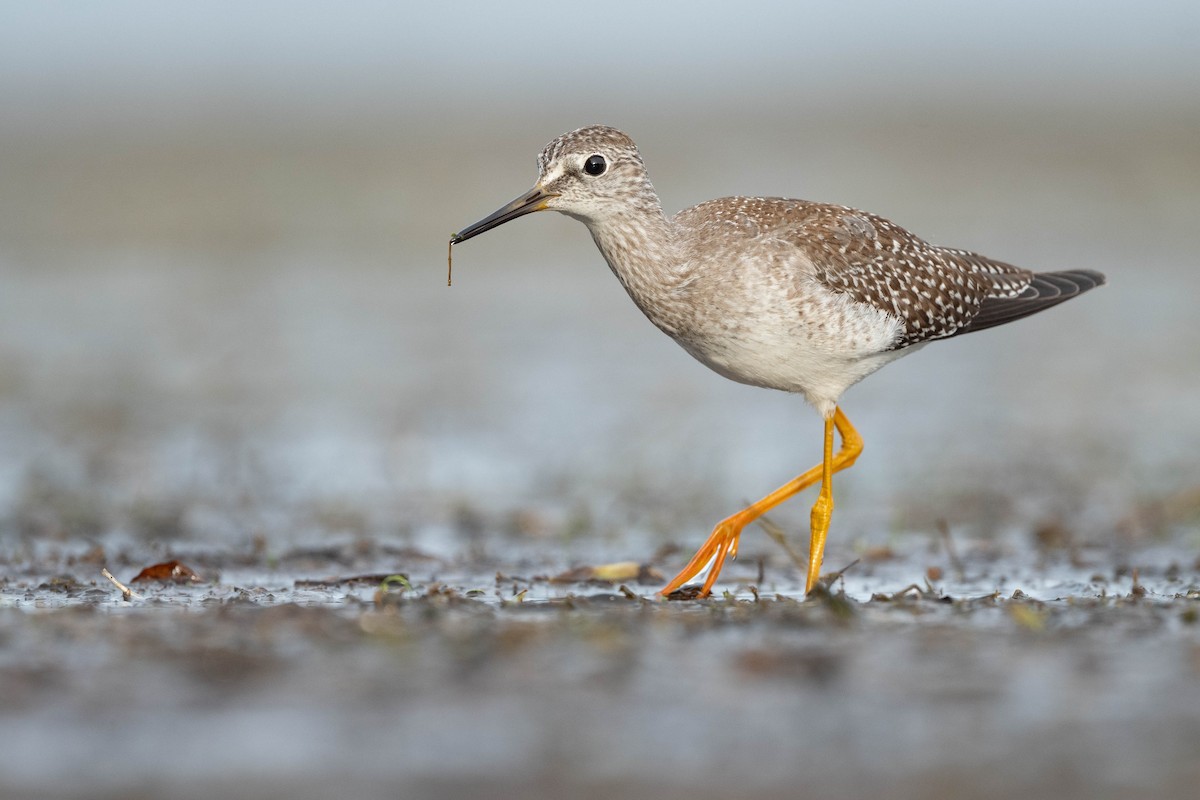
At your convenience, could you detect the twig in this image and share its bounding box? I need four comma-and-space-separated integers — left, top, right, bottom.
937, 519, 966, 581
101, 568, 142, 601
755, 512, 806, 569
822, 558, 860, 585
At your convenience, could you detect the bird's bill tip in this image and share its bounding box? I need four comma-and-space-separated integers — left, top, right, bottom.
450, 186, 556, 245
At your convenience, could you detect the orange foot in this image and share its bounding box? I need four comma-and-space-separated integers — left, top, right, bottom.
657, 512, 749, 598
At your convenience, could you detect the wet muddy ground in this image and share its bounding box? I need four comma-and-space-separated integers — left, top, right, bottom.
3, 528, 1199, 800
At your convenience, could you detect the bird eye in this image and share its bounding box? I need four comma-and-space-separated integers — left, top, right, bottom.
584, 154, 607, 176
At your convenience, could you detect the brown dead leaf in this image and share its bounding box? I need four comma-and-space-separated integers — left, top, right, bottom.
130, 560, 201, 583
549, 561, 662, 585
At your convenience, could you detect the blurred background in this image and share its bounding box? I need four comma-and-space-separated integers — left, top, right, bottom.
3, 5, 1200, 800
1, 0, 1197, 558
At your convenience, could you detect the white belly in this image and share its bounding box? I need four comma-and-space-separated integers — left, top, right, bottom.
672, 289, 911, 416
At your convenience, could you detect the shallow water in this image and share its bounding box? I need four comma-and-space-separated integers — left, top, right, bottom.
2, 535, 1199, 800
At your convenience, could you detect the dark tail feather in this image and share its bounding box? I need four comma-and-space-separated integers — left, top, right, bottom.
958, 269, 1106, 335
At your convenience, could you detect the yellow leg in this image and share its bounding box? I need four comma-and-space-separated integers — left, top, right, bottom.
658, 407, 862, 598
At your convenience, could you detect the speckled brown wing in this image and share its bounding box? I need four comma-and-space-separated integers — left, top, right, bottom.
789, 204, 1050, 349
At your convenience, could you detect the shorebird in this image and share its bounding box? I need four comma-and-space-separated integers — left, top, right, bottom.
449, 125, 1105, 598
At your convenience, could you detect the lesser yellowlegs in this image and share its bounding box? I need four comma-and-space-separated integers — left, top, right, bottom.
450, 125, 1105, 598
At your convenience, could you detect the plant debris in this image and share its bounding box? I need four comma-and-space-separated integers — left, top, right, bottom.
130, 560, 201, 583
549, 561, 662, 585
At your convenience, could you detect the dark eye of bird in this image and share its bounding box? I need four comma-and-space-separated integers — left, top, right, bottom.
584, 154, 607, 176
